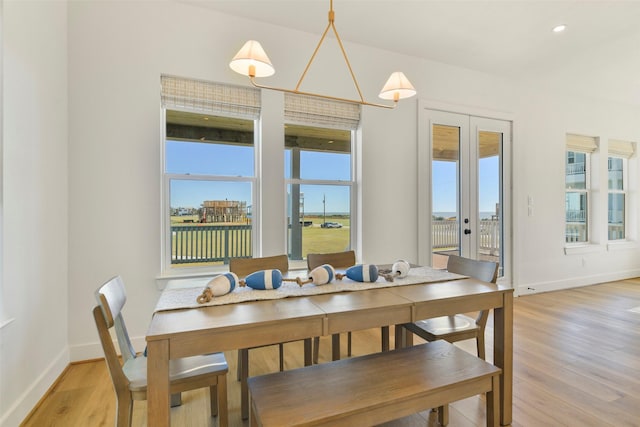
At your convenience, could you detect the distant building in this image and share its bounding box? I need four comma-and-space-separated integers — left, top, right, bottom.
200, 200, 247, 223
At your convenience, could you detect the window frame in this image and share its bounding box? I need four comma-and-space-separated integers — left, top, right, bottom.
284, 126, 357, 269
565, 149, 592, 245
607, 155, 628, 242
160, 107, 260, 277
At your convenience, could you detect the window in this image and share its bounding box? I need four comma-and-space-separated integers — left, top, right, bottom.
284, 94, 359, 262
565, 134, 597, 244
161, 76, 259, 272
608, 140, 635, 241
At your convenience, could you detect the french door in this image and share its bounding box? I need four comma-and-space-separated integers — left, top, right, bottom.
418, 107, 511, 281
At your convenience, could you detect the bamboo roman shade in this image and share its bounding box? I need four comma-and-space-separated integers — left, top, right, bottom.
566, 134, 598, 153
285, 93, 360, 130
608, 139, 636, 158
161, 75, 260, 119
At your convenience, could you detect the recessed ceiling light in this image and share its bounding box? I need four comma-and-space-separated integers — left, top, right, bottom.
552, 24, 567, 33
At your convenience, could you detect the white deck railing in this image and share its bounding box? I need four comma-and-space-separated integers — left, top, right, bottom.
432, 220, 500, 255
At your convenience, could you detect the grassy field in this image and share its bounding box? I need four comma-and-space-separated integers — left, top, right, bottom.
171, 215, 350, 266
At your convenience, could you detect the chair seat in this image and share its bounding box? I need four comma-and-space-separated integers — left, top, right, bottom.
124, 353, 228, 392
404, 314, 480, 343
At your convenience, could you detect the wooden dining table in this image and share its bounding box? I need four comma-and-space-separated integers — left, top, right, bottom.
146, 271, 513, 426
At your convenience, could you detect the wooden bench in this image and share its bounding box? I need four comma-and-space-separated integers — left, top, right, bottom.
248, 340, 501, 427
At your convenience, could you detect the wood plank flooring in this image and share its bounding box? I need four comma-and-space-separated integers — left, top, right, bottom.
22, 278, 640, 426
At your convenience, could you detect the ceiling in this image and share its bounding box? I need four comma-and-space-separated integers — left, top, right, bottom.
181, 0, 640, 107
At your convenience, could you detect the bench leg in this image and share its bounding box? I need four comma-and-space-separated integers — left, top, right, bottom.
437, 404, 449, 426
486, 375, 500, 427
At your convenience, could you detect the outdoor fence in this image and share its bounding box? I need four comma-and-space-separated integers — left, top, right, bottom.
432, 220, 501, 256
173, 221, 503, 265
172, 224, 252, 264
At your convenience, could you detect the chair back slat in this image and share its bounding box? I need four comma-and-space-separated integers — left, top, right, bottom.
446, 255, 498, 330
229, 254, 289, 277
95, 276, 137, 362
446, 255, 498, 283
307, 250, 356, 270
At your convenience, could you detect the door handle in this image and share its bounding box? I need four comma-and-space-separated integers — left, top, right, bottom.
464, 228, 472, 235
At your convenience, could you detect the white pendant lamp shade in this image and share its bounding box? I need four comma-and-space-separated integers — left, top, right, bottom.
229, 40, 275, 78
378, 71, 416, 101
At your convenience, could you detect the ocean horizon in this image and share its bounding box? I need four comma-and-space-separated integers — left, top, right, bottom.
434, 211, 497, 220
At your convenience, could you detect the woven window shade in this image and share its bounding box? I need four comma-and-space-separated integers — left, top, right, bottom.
566, 134, 598, 153
609, 139, 636, 159
285, 93, 360, 130
161, 75, 260, 119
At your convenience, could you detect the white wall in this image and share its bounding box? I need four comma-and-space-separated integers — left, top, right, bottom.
1, 1, 68, 425
3, 0, 640, 423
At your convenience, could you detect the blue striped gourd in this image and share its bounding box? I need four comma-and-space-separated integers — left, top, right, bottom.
336, 264, 379, 282
239, 269, 283, 290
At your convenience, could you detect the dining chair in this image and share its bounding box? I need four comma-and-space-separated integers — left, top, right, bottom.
229, 254, 313, 420
93, 276, 228, 427
401, 254, 499, 360
307, 250, 390, 362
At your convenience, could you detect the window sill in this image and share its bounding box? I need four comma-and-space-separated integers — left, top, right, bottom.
564, 244, 605, 255
156, 266, 228, 290
607, 240, 638, 251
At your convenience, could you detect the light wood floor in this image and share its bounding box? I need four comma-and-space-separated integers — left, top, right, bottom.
22, 278, 640, 426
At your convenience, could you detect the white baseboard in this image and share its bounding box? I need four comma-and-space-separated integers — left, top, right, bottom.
70, 335, 147, 362
517, 269, 640, 295
0, 347, 69, 427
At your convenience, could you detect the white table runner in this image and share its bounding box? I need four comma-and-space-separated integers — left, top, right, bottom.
154, 266, 466, 313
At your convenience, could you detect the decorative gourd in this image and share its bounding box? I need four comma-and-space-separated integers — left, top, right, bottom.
336, 264, 379, 282
295, 264, 336, 286
379, 259, 411, 282
197, 272, 239, 304
239, 269, 284, 290
392, 259, 411, 278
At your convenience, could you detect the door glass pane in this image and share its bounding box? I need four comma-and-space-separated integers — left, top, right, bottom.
478, 131, 502, 276
432, 124, 460, 269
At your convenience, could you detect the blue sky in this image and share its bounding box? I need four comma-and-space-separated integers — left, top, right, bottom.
167, 140, 499, 215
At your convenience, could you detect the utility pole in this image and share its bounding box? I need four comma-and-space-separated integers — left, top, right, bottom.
323, 193, 326, 225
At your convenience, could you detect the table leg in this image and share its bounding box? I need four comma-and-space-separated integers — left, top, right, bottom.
494, 292, 513, 426
147, 339, 170, 426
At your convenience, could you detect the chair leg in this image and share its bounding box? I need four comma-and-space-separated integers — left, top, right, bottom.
236, 350, 242, 381
170, 393, 182, 407
437, 404, 449, 426
115, 394, 133, 427
212, 375, 228, 427
477, 333, 486, 360
209, 384, 218, 416
381, 326, 390, 351
240, 348, 249, 419
313, 336, 320, 364
279, 343, 284, 371
347, 332, 352, 357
